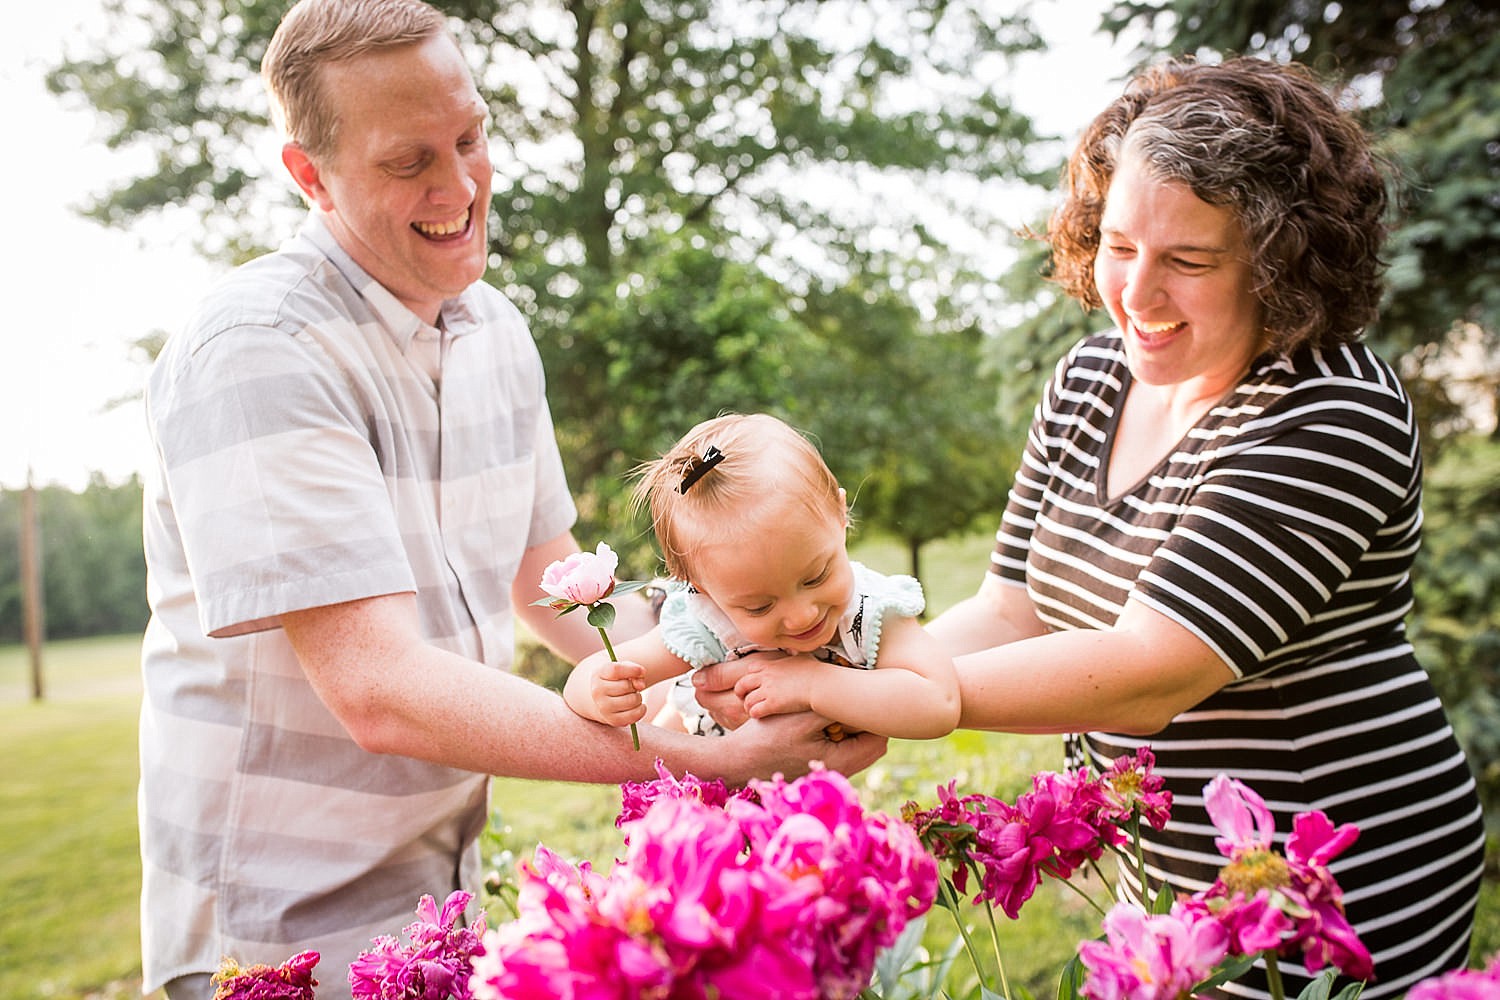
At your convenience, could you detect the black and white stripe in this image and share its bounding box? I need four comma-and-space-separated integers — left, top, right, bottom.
995, 333, 1485, 998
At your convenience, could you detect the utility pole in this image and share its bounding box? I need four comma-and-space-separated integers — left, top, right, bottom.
20, 469, 44, 701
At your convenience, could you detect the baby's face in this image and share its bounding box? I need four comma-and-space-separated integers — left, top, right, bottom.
691, 508, 854, 653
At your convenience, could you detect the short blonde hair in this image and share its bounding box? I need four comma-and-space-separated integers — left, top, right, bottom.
261, 0, 450, 161
636, 413, 843, 582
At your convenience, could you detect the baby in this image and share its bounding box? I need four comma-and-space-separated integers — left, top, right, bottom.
563, 413, 960, 741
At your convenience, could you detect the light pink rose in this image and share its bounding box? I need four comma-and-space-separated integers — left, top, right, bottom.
539, 542, 619, 608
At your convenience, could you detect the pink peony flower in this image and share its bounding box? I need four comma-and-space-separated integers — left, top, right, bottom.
1079, 901, 1229, 1000
1196, 774, 1373, 982
210, 950, 320, 1000
1203, 774, 1276, 858
538, 542, 619, 609
1100, 747, 1172, 832
473, 765, 934, 1000
616, 757, 750, 829
1407, 955, 1500, 1000
349, 890, 486, 1000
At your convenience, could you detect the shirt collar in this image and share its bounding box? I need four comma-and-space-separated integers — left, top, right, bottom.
299, 212, 483, 352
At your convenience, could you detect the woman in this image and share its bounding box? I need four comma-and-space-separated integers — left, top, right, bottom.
927, 56, 1487, 998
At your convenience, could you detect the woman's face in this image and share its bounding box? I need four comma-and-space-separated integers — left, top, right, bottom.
1093, 150, 1264, 390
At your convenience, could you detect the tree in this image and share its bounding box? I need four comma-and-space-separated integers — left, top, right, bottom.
0, 477, 148, 642
789, 280, 1014, 584
50, 0, 1056, 552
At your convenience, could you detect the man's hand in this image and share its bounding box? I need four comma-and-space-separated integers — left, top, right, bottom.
716, 710, 887, 782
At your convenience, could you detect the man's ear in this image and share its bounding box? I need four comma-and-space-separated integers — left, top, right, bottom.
281, 142, 334, 210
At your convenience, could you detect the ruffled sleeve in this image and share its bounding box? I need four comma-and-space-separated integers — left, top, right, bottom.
849, 562, 925, 667
658, 584, 731, 669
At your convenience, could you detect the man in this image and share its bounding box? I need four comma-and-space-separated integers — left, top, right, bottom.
138, 2, 884, 997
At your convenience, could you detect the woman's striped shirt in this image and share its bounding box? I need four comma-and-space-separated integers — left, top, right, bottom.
993, 332, 1485, 999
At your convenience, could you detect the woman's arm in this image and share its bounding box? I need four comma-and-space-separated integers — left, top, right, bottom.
952, 597, 1234, 735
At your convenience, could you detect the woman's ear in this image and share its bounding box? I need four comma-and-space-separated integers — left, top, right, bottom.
838, 487, 850, 528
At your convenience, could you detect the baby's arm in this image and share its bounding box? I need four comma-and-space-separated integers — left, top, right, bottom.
740, 615, 960, 739
561, 628, 691, 728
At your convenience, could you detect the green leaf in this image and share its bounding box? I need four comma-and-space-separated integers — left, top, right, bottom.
587, 602, 617, 630
1193, 952, 1260, 993
1056, 952, 1087, 1000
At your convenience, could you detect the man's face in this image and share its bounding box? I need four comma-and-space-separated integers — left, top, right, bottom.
303, 34, 492, 324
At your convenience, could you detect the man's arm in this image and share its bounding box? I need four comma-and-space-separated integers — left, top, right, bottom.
281, 586, 886, 785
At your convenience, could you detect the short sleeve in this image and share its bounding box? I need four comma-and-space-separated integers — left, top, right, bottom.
149, 323, 414, 638
658, 585, 730, 669
1131, 350, 1421, 675
850, 562, 925, 667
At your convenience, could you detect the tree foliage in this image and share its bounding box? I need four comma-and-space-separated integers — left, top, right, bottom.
48, 0, 1052, 574
0, 477, 148, 642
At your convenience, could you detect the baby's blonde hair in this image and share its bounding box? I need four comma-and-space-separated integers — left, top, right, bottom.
635, 413, 843, 582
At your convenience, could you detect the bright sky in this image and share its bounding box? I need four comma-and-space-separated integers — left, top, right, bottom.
2, 1, 1130, 492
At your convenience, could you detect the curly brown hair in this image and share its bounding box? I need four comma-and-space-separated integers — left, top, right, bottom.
1048, 56, 1390, 356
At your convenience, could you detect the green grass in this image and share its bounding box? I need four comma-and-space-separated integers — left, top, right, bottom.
0, 636, 156, 1000
3, 530, 1496, 998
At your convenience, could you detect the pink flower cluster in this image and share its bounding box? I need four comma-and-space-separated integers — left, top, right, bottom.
615, 758, 754, 829
1077, 774, 1374, 1000
348, 891, 488, 1000
1078, 902, 1229, 1000
905, 748, 1170, 918
210, 950, 320, 1000
1183, 774, 1373, 981
1407, 955, 1500, 999
470, 764, 937, 999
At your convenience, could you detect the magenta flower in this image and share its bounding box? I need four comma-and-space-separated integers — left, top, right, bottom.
349, 890, 487, 1000
1023, 769, 1120, 880
472, 765, 933, 1000
1196, 774, 1373, 982
1079, 901, 1229, 1000
616, 757, 751, 829
1407, 955, 1500, 999
210, 950, 320, 1000
1100, 747, 1172, 832
906, 766, 1130, 920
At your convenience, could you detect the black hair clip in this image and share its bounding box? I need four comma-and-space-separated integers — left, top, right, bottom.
679, 445, 726, 494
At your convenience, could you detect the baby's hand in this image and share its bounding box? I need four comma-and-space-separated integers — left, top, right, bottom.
591, 660, 649, 728
740, 656, 817, 720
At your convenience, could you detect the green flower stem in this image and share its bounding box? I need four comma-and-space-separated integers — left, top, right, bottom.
1085, 857, 1118, 900
1055, 872, 1111, 919
979, 896, 1013, 1000
1264, 951, 1286, 1000
1127, 814, 1149, 903
595, 624, 640, 751
939, 875, 997, 998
